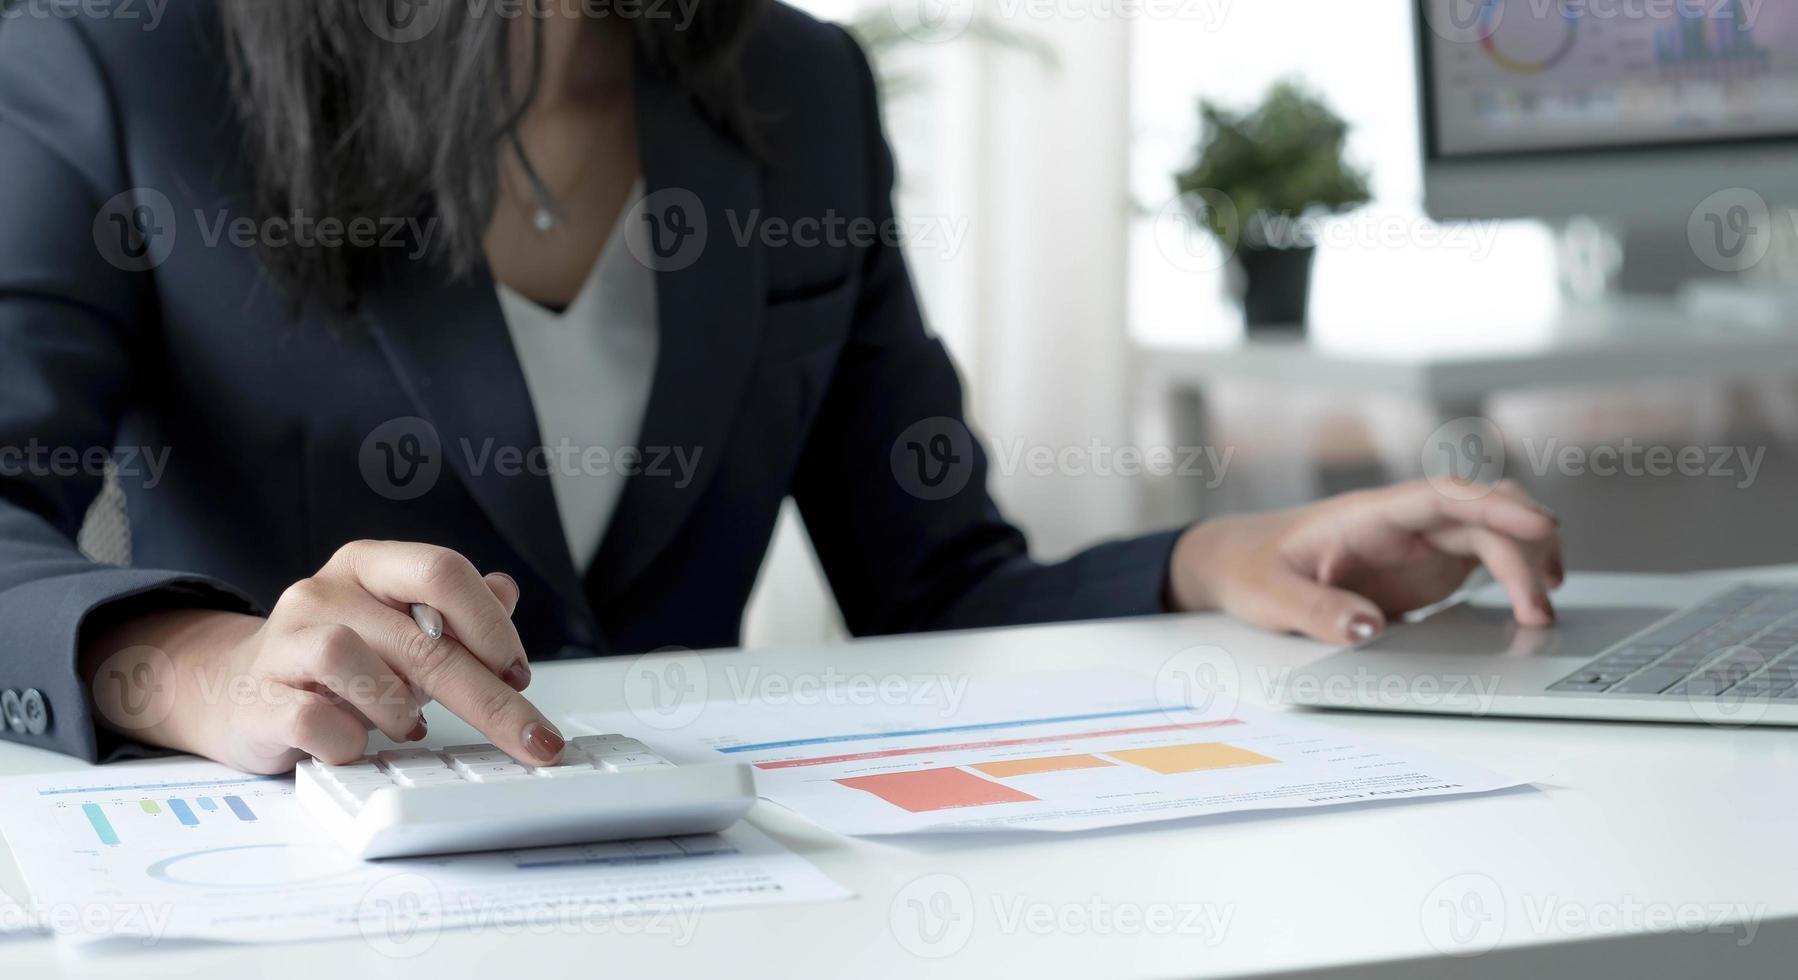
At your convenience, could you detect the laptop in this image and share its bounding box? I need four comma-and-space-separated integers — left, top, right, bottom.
1279, 575, 1798, 726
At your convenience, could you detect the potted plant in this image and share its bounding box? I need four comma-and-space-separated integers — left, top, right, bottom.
1173, 79, 1371, 331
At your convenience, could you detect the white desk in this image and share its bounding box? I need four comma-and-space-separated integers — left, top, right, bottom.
5, 570, 1798, 978
1138, 303, 1798, 423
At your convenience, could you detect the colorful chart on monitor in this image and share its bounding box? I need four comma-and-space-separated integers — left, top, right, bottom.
1480, 0, 1580, 75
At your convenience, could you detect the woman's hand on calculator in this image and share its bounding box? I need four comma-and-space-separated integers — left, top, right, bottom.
82, 541, 566, 774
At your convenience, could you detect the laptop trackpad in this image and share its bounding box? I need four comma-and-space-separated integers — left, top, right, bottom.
1361, 602, 1674, 660
1281, 603, 1680, 708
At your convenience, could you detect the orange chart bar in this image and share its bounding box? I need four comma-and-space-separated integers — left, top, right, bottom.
1106, 743, 1278, 775
835, 768, 1040, 812
972, 754, 1114, 778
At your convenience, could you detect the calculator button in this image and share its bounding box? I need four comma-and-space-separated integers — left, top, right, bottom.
394, 769, 463, 787
378, 749, 448, 769
532, 765, 601, 778
331, 771, 396, 787
600, 754, 667, 772
464, 763, 530, 783
450, 752, 515, 768
319, 760, 381, 774
583, 740, 649, 756
534, 759, 596, 770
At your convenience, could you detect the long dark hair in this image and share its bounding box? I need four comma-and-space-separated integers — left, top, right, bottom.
219, 0, 766, 313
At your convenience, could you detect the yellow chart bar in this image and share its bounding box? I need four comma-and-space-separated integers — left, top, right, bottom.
972, 754, 1114, 778
1105, 743, 1277, 775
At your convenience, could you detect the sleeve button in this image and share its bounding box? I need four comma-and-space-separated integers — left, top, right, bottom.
1, 690, 24, 734
20, 689, 49, 736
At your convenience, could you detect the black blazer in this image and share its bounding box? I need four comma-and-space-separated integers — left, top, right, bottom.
0, 2, 1183, 761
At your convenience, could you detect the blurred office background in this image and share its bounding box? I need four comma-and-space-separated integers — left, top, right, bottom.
738, 0, 1798, 646
64, 0, 1798, 647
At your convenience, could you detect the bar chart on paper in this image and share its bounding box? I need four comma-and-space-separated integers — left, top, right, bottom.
77, 783, 265, 846
574, 669, 1527, 835
22, 767, 362, 895
0, 760, 847, 944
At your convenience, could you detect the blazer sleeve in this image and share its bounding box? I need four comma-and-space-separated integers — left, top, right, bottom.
790, 28, 1187, 637
0, 16, 259, 762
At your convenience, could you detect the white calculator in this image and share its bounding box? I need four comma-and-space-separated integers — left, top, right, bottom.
295, 734, 756, 859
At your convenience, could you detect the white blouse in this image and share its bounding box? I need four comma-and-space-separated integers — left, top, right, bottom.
495, 181, 658, 574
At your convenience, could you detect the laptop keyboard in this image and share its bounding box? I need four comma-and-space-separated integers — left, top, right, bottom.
1549, 584, 1798, 699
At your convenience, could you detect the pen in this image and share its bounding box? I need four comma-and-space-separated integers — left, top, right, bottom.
410, 602, 444, 640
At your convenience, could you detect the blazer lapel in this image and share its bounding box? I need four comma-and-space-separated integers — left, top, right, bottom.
587, 69, 768, 602
362, 257, 586, 618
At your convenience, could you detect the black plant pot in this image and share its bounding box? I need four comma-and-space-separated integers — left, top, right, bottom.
1235, 244, 1316, 333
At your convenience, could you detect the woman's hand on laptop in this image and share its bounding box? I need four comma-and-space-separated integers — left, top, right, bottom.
1167, 480, 1563, 645
81, 541, 565, 775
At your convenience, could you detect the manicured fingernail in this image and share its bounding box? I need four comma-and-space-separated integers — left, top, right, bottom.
523, 722, 564, 764
407, 717, 427, 742
1347, 615, 1382, 643
503, 660, 532, 691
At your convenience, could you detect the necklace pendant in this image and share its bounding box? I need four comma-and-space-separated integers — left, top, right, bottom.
533, 207, 560, 233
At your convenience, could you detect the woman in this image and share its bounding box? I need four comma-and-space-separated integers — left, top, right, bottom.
0, 0, 1561, 774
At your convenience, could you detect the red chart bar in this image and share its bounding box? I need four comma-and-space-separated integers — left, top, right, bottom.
835, 768, 1040, 813
755, 718, 1243, 770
